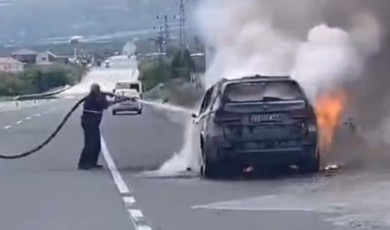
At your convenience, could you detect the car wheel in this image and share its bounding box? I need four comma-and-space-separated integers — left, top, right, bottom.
300, 151, 320, 174
202, 157, 221, 179
112, 110, 117, 116
200, 144, 224, 179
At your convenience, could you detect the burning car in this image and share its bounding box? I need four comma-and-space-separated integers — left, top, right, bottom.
192, 75, 320, 178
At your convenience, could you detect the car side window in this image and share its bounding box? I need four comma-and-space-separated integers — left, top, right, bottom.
199, 87, 214, 115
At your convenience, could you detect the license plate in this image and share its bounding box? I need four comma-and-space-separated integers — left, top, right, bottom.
249, 114, 280, 123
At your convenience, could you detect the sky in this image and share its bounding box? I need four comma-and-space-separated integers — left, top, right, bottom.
0, 0, 182, 44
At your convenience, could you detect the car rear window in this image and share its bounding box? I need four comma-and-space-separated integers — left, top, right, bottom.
115, 83, 131, 89
129, 83, 140, 92
225, 81, 303, 102
115, 83, 141, 92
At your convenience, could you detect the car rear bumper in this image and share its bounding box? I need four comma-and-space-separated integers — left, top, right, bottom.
219, 147, 314, 166
113, 102, 142, 111
206, 137, 317, 166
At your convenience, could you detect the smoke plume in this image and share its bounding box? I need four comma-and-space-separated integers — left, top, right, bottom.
154, 0, 390, 175
195, 0, 381, 101
193, 0, 390, 167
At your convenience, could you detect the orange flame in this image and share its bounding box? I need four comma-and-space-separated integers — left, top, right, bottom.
315, 91, 347, 151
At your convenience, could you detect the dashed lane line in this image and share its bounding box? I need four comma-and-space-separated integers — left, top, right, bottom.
123, 196, 136, 207
101, 136, 153, 230
136, 226, 152, 230
128, 209, 144, 221
2, 110, 53, 130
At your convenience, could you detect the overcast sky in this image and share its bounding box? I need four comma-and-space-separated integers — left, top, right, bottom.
0, 0, 181, 44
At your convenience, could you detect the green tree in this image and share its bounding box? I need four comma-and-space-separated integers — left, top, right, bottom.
171, 49, 195, 80
0, 64, 86, 96
141, 62, 171, 91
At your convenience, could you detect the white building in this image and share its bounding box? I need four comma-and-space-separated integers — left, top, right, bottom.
36, 51, 57, 65
122, 41, 137, 56
205, 46, 215, 71
0, 57, 24, 73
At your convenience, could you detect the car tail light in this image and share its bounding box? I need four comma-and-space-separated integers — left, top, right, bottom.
307, 123, 317, 133
214, 110, 241, 123
290, 109, 309, 119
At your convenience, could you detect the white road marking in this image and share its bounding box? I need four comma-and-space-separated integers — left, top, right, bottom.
137, 225, 153, 230
101, 136, 130, 194
101, 136, 153, 230
123, 196, 136, 205
16, 120, 22, 125
25, 116, 31, 120
35, 113, 41, 117
128, 209, 144, 221
3, 125, 11, 130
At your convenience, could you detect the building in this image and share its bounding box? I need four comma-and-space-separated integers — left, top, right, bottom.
11, 49, 38, 64
122, 41, 137, 56
36, 51, 56, 64
0, 57, 24, 73
204, 46, 215, 71
190, 52, 206, 73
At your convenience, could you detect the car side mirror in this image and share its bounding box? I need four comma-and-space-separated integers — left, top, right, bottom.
192, 113, 197, 118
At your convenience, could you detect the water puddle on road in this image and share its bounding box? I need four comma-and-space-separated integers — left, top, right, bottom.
137, 160, 390, 229
136, 169, 199, 179
189, 168, 390, 230
136, 163, 341, 179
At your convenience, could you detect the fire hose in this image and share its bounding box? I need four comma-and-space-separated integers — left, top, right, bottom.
0, 93, 128, 160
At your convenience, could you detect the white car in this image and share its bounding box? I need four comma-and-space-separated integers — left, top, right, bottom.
112, 89, 143, 115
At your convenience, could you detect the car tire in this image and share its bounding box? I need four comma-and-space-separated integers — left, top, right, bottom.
201, 157, 221, 179
112, 110, 117, 116
200, 143, 225, 179
300, 151, 320, 174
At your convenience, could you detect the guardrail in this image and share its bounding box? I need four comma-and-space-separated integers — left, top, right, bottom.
13, 85, 71, 101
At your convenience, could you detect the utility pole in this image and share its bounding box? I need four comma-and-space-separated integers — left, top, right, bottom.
152, 19, 165, 53
178, 0, 186, 53
156, 14, 173, 50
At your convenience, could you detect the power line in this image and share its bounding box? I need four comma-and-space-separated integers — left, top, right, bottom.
179, 0, 186, 52
156, 14, 173, 49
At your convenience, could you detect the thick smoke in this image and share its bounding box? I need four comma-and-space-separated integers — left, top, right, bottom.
195, 0, 381, 101
152, 0, 390, 175
193, 0, 390, 168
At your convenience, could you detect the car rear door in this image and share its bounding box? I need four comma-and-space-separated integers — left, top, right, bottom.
216, 80, 314, 143
194, 86, 215, 137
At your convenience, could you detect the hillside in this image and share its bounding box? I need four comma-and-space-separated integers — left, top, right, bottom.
0, 0, 181, 44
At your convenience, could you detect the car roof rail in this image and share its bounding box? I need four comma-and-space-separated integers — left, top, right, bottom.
241, 74, 291, 79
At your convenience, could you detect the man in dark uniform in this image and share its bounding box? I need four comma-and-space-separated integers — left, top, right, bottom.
78, 83, 127, 170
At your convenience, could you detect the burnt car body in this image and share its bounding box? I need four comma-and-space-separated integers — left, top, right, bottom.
193, 75, 319, 178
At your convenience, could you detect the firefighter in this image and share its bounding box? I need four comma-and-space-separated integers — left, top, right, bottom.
78, 83, 126, 170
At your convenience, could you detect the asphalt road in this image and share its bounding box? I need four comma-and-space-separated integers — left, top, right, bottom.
0, 97, 389, 230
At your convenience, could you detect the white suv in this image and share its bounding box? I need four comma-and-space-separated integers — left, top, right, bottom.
112, 89, 143, 115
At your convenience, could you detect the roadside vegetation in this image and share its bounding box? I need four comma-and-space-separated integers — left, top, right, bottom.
139, 49, 197, 91
0, 64, 86, 96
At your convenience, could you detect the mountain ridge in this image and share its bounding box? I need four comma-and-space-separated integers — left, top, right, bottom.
0, 0, 180, 44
